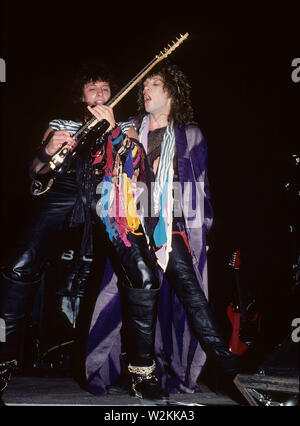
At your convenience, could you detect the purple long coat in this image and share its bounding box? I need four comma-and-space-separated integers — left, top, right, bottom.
85, 123, 214, 395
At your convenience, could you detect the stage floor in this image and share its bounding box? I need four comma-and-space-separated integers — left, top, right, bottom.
2, 375, 238, 406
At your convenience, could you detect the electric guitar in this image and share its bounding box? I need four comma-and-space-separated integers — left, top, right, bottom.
31, 33, 189, 196
227, 250, 261, 355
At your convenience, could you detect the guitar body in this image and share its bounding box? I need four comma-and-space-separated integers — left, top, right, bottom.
31, 119, 110, 196
227, 305, 250, 355
227, 250, 261, 356
69, 118, 110, 163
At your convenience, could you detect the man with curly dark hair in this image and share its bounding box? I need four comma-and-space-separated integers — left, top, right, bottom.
136, 61, 194, 125
86, 62, 243, 402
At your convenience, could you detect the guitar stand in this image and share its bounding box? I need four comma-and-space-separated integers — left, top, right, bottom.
234, 373, 299, 406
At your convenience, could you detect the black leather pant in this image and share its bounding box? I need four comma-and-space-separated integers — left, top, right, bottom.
0, 174, 159, 363
0, 175, 78, 361
1, 173, 234, 371
92, 214, 160, 368
166, 234, 238, 371
3, 175, 79, 282
108, 231, 235, 370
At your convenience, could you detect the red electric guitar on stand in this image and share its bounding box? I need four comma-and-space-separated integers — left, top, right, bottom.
227, 250, 261, 355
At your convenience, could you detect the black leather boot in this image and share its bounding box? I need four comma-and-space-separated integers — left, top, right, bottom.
0, 359, 18, 406
173, 281, 246, 403
128, 362, 162, 399
121, 286, 164, 399
171, 275, 241, 368
166, 240, 240, 372
0, 271, 41, 362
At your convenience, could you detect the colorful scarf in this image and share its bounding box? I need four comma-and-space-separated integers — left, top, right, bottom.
95, 124, 142, 247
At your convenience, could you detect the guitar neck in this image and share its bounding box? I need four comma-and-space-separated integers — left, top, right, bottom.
108, 56, 161, 108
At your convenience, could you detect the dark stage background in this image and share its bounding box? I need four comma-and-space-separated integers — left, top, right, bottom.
0, 3, 299, 368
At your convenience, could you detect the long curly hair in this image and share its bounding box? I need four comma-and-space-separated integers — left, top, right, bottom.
136, 61, 195, 125
69, 61, 119, 121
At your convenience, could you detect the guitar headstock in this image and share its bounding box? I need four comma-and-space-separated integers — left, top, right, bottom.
156, 33, 189, 62
229, 250, 241, 270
